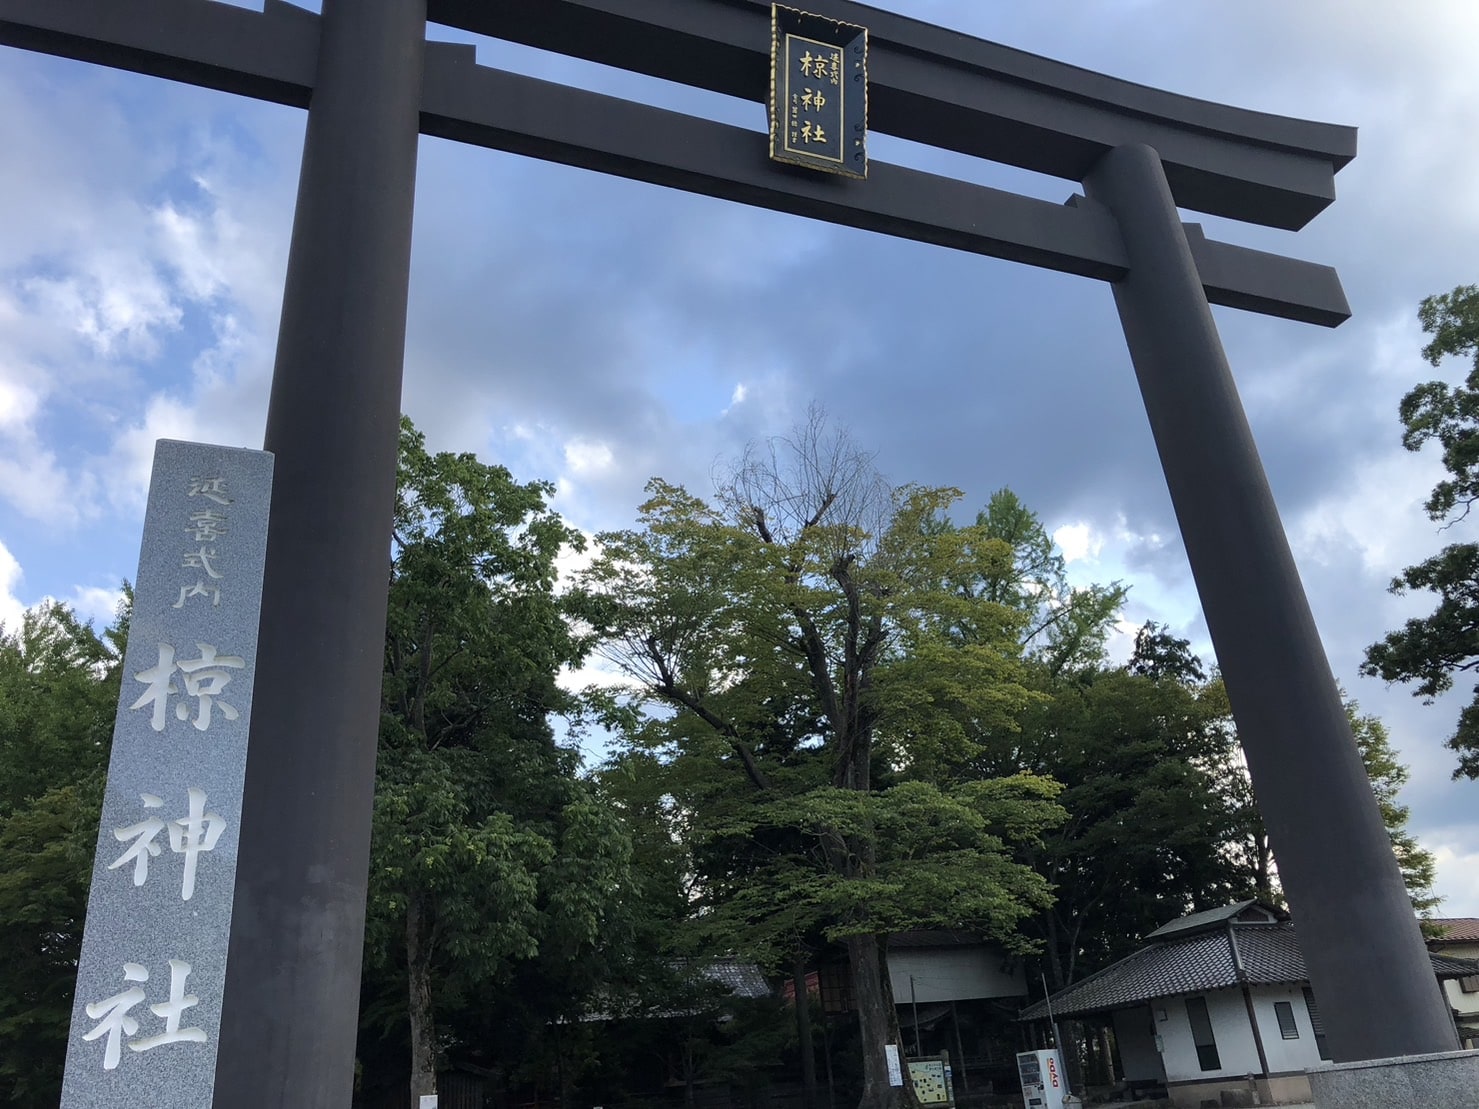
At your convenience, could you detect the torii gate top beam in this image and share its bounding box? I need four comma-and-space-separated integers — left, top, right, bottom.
431, 0, 1356, 232
0, 0, 1354, 327
2, 0, 1356, 234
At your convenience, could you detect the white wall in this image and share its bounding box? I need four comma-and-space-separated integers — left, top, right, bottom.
1111, 1005, 1165, 1083
1440, 941, 1479, 1019
887, 946, 1025, 1002
1247, 985, 1325, 1075
1155, 989, 1261, 1084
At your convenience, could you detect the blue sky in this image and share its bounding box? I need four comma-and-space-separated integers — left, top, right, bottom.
2, 1, 1479, 914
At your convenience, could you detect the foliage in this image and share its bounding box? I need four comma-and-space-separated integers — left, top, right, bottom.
576, 413, 1067, 1109
1345, 700, 1440, 916
0, 600, 124, 817
974, 627, 1246, 987
695, 776, 1064, 967
359, 418, 637, 1101
992, 623, 1440, 987
953, 489, 1125, 679
0, 599, 127, 1106
1364, 284, 1479, 777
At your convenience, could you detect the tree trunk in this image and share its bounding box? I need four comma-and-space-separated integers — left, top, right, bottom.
847, 933, 918, 1109
1256, 833, 1275, 900
407, 894, 438, 1103
794, 953, 818, 1109
1044, 910, 1066, 991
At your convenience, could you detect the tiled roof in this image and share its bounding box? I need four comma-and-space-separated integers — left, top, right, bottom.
1144, 900, 1256, 940
1229, 923, 1307, 981
1145, 900, 1287, 940
1432, 952, 1479, 978
1019, 922, 1479, 1021
700, 957, 770, 999
1431, 918, 1479, 944
1020, 926, 1274, 1020
580, 958, 769, 1021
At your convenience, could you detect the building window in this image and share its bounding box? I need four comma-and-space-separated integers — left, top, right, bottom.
1460, 975, 1479, 994
1274, 1001, 1299, 1039
1185, 996, 1221, 1071
1302, 987, 1331, 1061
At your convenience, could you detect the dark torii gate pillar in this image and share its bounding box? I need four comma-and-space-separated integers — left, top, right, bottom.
1085, 144, 1459, 1057
213, 3, 426, 1105
2, 0, 1469, 1104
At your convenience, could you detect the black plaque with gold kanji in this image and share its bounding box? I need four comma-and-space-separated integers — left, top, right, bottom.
769, 5, 867, 178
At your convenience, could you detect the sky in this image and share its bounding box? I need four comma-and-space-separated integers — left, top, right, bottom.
1, 1, 1478, 914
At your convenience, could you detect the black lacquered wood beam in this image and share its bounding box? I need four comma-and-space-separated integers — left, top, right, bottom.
420, 43, 1349, 327
427, 0, 1357, 231
0, 0, 317, 107
213, 0, 427, 1100
419, 43, 1120, 283
0, 0, 1347, 327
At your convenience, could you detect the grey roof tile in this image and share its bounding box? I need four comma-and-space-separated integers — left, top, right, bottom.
701, 957, 770, 998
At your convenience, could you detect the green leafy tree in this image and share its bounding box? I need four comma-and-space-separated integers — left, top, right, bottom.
1345, 700, 1440, 916
577, 414, 1063, 1109
0, 599, 127, 1106
972, 625, 1246, 988
952, 489, 1125, 680
990, 621, 1438, 988
359, 419, 635, 1105
1364, 284, 1479, 778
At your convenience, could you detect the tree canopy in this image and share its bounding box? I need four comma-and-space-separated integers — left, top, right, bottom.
576, 414, 1069, 1109
1365, 284, 1479, 778
358, 418, 638, 1106
0, 599, 126, 1106
985, 635, 1246, 988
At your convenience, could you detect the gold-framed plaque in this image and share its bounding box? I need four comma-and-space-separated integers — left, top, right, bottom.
769, 5, 867, 178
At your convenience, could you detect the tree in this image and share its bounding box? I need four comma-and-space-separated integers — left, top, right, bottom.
954, 489, 1125, 680
0, 599, 127, 1106
991, 624, 1438, 990
358, 419, 636, 1105
1345, 700, 1440, 916
972, 625, 1247, 988
1364, 284, 1479, 778
577, 413, 1063, 1109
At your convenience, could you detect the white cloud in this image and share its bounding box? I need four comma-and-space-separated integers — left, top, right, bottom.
0, 440, 92, 527
1102, 618, 1144, 667
1430, 838, 1479, 918
153, 197, 234, 303
563, 438, 615, 476
0, 538, 23, 633
0, 377, 39, 429
105, 394, 201, 514
0, 543, 122, 640
1289, 449, 1452, 577
730, 382, 748, 406
22, 253, 181, 360
70, 583, 126, 629
0, 66, 292, 564
1053, 521, 1102, 564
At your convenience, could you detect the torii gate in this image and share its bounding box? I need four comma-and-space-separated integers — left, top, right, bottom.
1, 0, 1461, 1104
